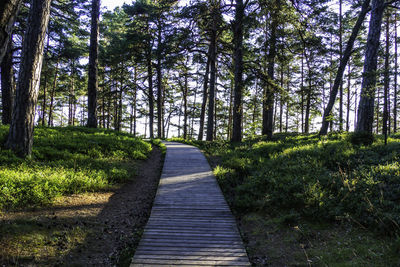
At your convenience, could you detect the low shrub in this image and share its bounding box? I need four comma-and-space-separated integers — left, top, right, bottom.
0, 126, 152, 210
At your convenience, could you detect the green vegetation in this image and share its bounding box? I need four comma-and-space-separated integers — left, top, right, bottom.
170, 134, 400, 265
0, 126, 153, 210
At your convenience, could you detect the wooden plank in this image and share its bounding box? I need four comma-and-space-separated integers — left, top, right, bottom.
133, 255, 250, 261
130, 142, 250, 267
135, 250, 247, 257
131, 259, 250, 266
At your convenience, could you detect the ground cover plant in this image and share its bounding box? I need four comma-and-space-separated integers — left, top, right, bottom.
0, 126, 164, 266
0, 125, 152, 210
169, 134, 400, 265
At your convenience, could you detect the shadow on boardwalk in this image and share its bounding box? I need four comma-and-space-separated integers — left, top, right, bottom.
131, 142, 250, 266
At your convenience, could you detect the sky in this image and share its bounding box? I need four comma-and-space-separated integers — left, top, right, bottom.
102, 0, 128, 11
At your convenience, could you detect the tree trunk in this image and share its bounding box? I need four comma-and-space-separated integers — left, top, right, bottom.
41, 32, 50, 126
133, 67, 137, 136
146, 40, 154, 138
48, 60, 59, 127
231, 0, 244, 142
320, 0, 371, 135
156, 24, 163, 139
0, 0, 21, 64
87, 0, 100, 128
305, 72, 312, 133
394, 11, 398, 133
68, 60, 75, 126
198, 51, 210, 140
346, 59, 351, 131
356, 0, 385, 134
301, 53, 304, 132
339, 0, 344, 131
5, 0, 51, 157
383, 12, 390, 144
183, 67, 188, 139
1, 39, 14, 124
279, 68, 283, 133
262, 0, 279, 139
206, 9, 217, 141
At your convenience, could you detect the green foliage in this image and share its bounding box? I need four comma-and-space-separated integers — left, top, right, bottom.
0, 126, 152, 210
193, 133, 400, 235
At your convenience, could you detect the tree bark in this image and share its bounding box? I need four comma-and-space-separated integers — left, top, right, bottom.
394, 11, 398, 133
0, 0, 21, 64
1, 39, 14, 124
346, 59, 351, 131
156, 24, 163, 138
133, 67, 137, 136
6, 0, 51, 157
206, 8, 217, 141
87, 0, 100, 128
339, 0, 344, 131
41, 32, 50, 126
231, 0, 244, 142
198, 50, 210, 140
305, 70, 312, 133
319, 0, 371, 135
262, 0, 279, 139
48, 59, 59, 127
356, 0, 385, 134
146, 38, 154, 138
183, 66, 188, 139
383, 12, 390, 144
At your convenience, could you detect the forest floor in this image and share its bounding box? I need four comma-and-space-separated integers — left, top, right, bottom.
205, 155, 400, 267
0, 146, 163, 266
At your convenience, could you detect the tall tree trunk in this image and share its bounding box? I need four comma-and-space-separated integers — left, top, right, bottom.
356, 0, 385, 134
394, 11, 398, 133
305, 72, 312, 133
68, 60, 75, 126
231, 0, 244, 142
320, 0, 371, 135
206, 10, 217, 141
190, 81, 198, 138
286, 65, 290, 132
339, 0, 344, 131
279, 68, 283, 133
383, 12, 390, 144
228, 78, 233, 139
301, 53, 304, 132
1, 39, 14, 124
376, 89, 380, 133
117, 70, 124, 131
262, 0, 279, 139
156, 24, 163, 139
214, 91, 217, 140
346, 59, 351, 131
87, 0, 100, 128
48, 60, 59, 127
133, 67, 137, 136
183, 67, 188, 139
41, 32, 50, 126
5, 0, 51, 157
146, 41, 154, 138
0, 0, 21, 64
198, 53, 210, 140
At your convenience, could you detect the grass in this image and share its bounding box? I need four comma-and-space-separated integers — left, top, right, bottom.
0, 126, 164, 266
0, 125, 153, 210
169, 133, 400, 266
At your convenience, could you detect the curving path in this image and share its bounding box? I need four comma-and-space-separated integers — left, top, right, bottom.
130, 142, 250, 266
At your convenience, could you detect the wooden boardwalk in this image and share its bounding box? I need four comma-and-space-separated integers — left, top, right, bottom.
131, 142, 250, 266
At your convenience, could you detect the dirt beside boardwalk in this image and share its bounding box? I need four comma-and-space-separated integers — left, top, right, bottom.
0, 146, 163, 266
